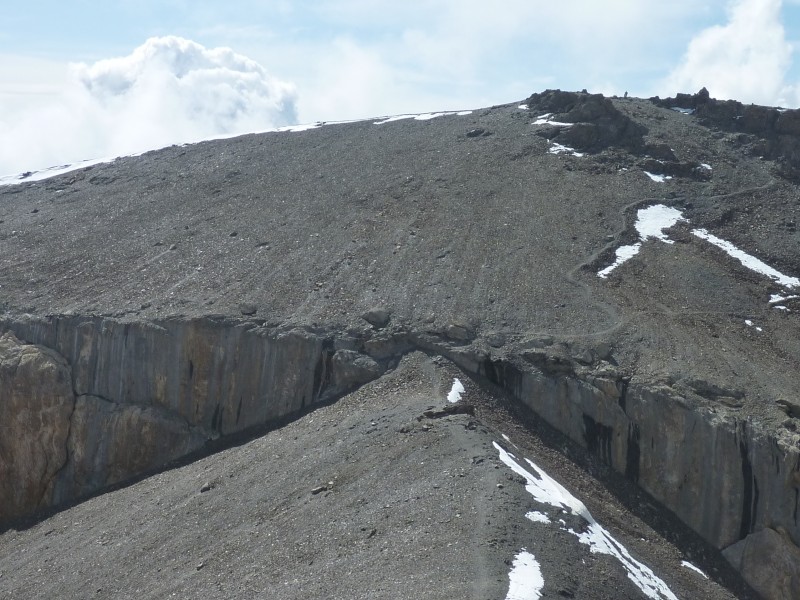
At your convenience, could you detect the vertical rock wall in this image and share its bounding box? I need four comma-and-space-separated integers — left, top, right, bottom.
0, 332, 74, 519
0, 315, 381, 520
479, 354, 800, 554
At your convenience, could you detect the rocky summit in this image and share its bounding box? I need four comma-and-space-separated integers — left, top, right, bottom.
1, 89, 799, 599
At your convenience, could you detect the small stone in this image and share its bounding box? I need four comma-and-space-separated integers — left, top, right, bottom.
311, 485, 328, 495
200, 482, 213, 493
362, 307, 391, 328
240, 303, 257, 316
196, 562, 205, 571
169, 244, 177, 251
496, 483, 504, 489
229, 231, 238, 237
446, 323, 474, 341
466, 128, 485, 138
485, 331, 506, 348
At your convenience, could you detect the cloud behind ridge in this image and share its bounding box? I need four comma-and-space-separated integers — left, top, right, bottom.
0, 36, 297, 175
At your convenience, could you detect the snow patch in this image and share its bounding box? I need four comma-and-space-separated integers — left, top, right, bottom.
373, 111, 471, 124
518, 104, 529, 110
770, 294, 799, 304
525, 511, 551, 524
671, 107, 695, 115
598, 243, 642, 278
549, 143, 584, 157
275, 123, 323, 133
494, 441, 678, 600
0, 156, 121, 186
700, 163, 712, 171
691, 229, 800, 288
532, 113, 573, 127
643, 171, 673, 183
598, 205, 685, 278
447, 378, 465, 403
681, 561, 709, 579
505, 551, 544, 600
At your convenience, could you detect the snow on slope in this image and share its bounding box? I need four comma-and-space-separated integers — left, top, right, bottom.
495, 440, 678, 600
598, 204, 800, 303
0, 110, 474, 186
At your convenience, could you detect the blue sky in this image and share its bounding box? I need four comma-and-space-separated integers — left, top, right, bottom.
2, 0, 800, 174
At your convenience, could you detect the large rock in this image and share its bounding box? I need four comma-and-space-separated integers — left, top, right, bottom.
0, 332, 75, 519
55, 395, 208, 501
723, 527, 800, 600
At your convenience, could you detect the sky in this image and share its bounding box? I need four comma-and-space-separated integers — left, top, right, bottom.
2, 0, 800, 175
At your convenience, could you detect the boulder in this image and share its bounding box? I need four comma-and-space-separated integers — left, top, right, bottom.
361, 307, 391, 328
330, 350, 383, 392
723, 527, 800, 600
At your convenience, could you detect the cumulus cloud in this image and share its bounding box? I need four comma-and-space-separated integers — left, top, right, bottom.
0, 36, 297, 175
664, 0, 794, 105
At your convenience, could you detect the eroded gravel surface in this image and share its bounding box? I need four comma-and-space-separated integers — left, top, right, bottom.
1, 93, 799, 598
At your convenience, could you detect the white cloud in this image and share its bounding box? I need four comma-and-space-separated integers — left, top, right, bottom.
0, 36, 297, 175
664, 0, 794, 105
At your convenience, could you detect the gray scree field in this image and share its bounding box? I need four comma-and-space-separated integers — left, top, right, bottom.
1, 89, 799, 599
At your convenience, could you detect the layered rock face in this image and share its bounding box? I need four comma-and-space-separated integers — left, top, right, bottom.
0, 332, 74, 518
3, 313, 799, 565
0, 316, 386, 519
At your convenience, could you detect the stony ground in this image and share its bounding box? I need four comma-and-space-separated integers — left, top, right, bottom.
0, 353, 755, 599
2, 90, 799, 598
1, 94, 798, 419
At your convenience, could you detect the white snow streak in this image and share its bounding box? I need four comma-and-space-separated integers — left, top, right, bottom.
373, 110, 471, 124
635, 205, 685, 243
447, 378, 465, 403
549, 143, 584, 157
532, 113, 573, 127
671, 107, 695, 115
681, 561, 709, 579
692, 228, 800, 288
770, 293, 799, 303
505, 551, 544, 600
494, 441, 678, 600
525, 511, 551, 524
518, 104, 529, 110
598, 205, 685, 278
3, 108, 474, 185
0, 156, 120, 185
643, 171, 672, 183
597, 243, 642, 278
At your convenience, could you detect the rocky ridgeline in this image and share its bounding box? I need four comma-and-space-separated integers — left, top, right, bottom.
652, 87, 800, 181
1, 312, 799, 597
525, 89, 713, 181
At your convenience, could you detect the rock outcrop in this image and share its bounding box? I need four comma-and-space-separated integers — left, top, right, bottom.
0, 316, 389, 520
525, 89, 647, 152
723, 527, 800, 600
0, 332, 74, 519
652, 88, 800, 181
